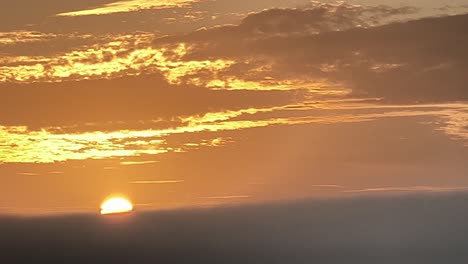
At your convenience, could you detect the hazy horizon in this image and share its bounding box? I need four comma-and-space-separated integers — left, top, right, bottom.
2, 192, 468, 263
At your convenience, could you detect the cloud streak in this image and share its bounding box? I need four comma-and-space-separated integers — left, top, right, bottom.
15, 172, 40, 176
129, 180, 185, 184
346, 186, 468, 193
120, 161, 160, 166
55, 0, 201, 17
1, 101, 466, 163
201, 195, 251, 199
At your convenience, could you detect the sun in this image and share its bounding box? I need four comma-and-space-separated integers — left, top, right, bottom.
100, 196, 134, 215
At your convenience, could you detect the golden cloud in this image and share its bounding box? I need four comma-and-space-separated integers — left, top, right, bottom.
0, 32, 346, 93
0, 37, 345, 107
55, 0, 201, 17
1, 101, 466, 163
0, 31, 57, 46
0, 34, 236, 86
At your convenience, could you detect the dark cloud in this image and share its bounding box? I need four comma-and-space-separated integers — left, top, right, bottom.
156, 4, 417, 48
238, 4, 417, 36
155, 8, 468, 103
2, 193, 468, 263
330, 13, 468, 102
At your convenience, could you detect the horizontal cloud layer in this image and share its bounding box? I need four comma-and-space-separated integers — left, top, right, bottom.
2, 193, 468, 263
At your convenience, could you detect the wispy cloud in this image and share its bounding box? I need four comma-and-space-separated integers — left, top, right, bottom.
129, 180, 185, 184
120, 161, 160, 166
310, 185, 346, 188
201, 195, 251, 199
103, 167, 120, 170
346, 186, 468, 193
16, 172, 40, 176
1, 102, 467, 163
55, 0, 201, 17
0, 31, 57, 46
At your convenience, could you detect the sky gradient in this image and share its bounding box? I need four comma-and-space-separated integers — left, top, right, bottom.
1, 0, 468, 215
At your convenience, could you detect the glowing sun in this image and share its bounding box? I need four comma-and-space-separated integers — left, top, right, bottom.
100, 196, 133, 215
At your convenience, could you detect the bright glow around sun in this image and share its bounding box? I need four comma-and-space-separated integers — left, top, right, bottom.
100, 197, 134, 215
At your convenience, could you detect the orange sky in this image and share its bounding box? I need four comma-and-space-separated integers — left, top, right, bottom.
1, 0, 467, 215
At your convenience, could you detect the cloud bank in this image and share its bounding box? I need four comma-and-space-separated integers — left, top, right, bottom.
2, 193, 468, 263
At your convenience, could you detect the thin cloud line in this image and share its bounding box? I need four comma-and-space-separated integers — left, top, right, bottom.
201, 195, 251, 199
310, 184, 346, 188
16, 172, 39, 176
120, 161, 160, 166
345, 186, 468, 193
129, 180, 185, 184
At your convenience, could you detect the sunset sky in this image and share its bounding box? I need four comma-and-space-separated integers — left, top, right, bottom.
1, 0, 467, 215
